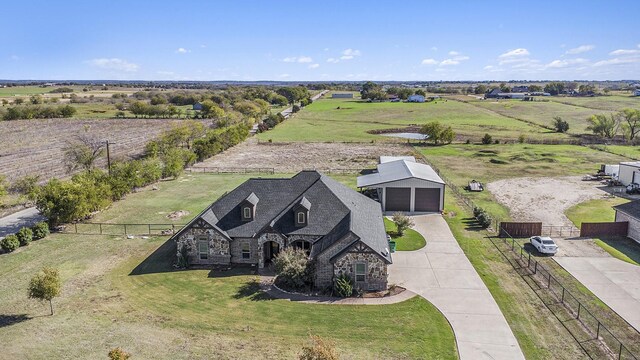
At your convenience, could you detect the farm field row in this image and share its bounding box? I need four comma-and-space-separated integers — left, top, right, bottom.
0, 173, 457, 359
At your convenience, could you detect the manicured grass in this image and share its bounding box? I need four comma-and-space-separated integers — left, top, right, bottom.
593, 238, 640, 266
257, 96, 553, 143
0, 173, 458, 359
565, 197, 628, 226
0, 85, 50, 96
384, 217, 426, 251
548, 95, 640, 112
442, 197, 588, 359
417, 143, 629, 221
591, 144, 640, 160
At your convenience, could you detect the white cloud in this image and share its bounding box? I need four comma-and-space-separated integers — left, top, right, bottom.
283, 56, 313, 63
448, 51, 460, 56
308, 63, 320, 69
438, 54, 469, 66
594, 57, 640, 67
176, 47, 190, 54
279, 73, 290, 78
87, 58, 139, 72
421, 58, 438, 65
326, 57, 339, 63
323, 48, 329, 51
342, 48, 361, 57
440, 59, 460, 66
200, 44, 207, 48
431, 46, 438, 51
566, 45, 594, 54
609, 49, 640, 56
499, 48, 530, 58
546, 58, 588, 68
340, 55, 354, 60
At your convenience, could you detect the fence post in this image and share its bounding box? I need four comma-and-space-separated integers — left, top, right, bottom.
577, 302, 581, 319
124, 224, 127, 235
561, 287, 565, 303
148, 224, 151, 235
172, 224, 175, 234
548, 273, 552, 288
596, 322, 600, 340
619, 343, 623, 360
527, 252, 531, 267
99, 223, 102, 235
534, 261, 538, 274
74, 223, 77, 233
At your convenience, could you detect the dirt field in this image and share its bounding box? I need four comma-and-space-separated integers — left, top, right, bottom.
0, 118, 189, 182
193, 138, 417, 173
487, 176, 607, 227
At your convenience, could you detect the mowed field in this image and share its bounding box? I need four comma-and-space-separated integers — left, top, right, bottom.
0, 118, 196, 182
0, 173, 458, 359
548, 95, 640, 111
257, 94, 560, 142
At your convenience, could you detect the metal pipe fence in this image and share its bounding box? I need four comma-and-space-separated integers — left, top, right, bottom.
496, 228, 638, 360
186, 167, 275, 174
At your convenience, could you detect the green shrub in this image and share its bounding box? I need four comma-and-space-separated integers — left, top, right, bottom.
32, 222, 50, 240
481, 133, 492, 145
16, 227, 33, 246
273, 247, 314, 291
176, 245, 189, 269
392, 211, 414, 236
1, 235, 20, 253
334, 273, 353, 298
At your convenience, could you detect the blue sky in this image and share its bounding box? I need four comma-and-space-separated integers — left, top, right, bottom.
1, 1, 639, 81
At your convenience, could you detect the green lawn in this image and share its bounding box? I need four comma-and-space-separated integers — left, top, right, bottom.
0, 173, 457, 359
0, 85, 51, 96
565, 197, 640, 266
384, 217, 426, 251
257, 96, 555, 143
417, 143, 629, 221
590, 144, 640, 160
548, 95, 640, 112
442, 197, 588, 359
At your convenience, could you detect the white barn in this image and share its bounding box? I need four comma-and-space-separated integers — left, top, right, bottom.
357, 157, 445, 213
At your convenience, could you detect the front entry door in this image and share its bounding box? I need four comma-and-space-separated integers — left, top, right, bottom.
264, 241, 280, 265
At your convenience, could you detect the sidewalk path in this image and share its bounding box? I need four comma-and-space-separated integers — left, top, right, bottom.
0, 207, 45, 238
389, 214, 525, 360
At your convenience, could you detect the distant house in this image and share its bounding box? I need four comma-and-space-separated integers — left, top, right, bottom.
511, 86, 529, 93
387, 95, 400, 102
407, 94, 426, 103
192, 102, 203, 111
635, 89, 640, 96
485, 88, 502, 99
331, 93, 354, 99
484, 88, 525, 99
171, 171, 392, 292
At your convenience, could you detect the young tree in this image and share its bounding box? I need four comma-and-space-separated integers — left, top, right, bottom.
619, 108, 640, 141
552, 116, 570, 133
420, 121, 455, 145
63, 135, 105, 173
28, 267, 61, 315
481, 133, 493, 145
586, 113, 619, 138
474, 85, 488, 94
392, 212, 414, 236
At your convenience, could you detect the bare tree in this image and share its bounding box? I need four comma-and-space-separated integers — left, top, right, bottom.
63, 134, 105, 173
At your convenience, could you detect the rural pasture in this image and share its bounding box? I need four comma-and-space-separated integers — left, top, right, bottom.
0, 118, 198, 182
0, 173, 457, 359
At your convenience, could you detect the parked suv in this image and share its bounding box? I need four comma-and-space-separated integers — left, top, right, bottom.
530, 236, 558, 255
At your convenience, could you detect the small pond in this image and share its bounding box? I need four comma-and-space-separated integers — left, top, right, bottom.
380, 132, 428, 140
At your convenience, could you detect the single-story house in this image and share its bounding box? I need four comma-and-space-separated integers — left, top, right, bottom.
613, 200, 640, 244
511, 85, 529, 93
407, 94, 426, 103
618, 161, 640, 186
357, 157, 445, 213
331, 93, 354, 99
192, 102, 203, 111
171, 171, 392, 291
484, 88, 525, 99
634, 89, 640, 97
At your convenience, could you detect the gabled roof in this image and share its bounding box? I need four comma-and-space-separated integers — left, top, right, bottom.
172, 171, 391, 263
357, 159, 445, 187
243, 192, 259, 206
379, 155, 416, 164
613, 200, 640, 218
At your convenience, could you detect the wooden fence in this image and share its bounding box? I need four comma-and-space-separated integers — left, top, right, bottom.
499, 222, 542, 238
580, 222, 629, 238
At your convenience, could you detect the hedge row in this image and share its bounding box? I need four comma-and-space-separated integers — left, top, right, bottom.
1, 221, 49, 253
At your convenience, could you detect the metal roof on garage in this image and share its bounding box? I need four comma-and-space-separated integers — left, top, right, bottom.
357, 159, 445, 187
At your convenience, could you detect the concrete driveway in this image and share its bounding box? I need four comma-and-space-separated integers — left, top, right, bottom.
0, 207, 45, 238
555, 255, 640, 332
389, 214, 524, 360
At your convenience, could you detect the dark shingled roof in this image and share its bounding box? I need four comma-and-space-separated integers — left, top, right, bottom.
174, 171, 391, 263
613, 200, 640, 218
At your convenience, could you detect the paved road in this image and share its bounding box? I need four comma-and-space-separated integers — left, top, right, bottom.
389, 214, 524, 360
0, 207, 45, 238
555, 255, 640, 332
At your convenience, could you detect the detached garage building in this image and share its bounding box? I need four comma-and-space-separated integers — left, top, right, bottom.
357, 157, 445, 213
618, 162, 640, 186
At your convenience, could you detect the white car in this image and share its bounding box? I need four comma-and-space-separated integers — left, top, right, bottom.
530, 236, 558, 255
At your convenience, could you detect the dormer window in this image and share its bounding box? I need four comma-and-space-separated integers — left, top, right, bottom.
293, 196, 310, 227
240, 192, 259, 222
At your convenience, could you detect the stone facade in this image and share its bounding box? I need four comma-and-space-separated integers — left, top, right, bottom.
314, 233, 359, 289
334, 246, 388, 291
257, 232, 286, 268
615, 211, 640, 243
177, 226, 230, 265
229, 237, 259, 264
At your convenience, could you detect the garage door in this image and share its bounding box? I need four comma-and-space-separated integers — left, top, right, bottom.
415, 188, 440, 212
385, 188, 411, 212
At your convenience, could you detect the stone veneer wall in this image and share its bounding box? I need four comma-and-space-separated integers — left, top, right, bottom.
177, 227, 230, 265
229, 237, 258, 264
334, 249, 388, 291
313, 233, 358, 289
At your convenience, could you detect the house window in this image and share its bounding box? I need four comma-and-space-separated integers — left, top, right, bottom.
242, 243, 251, 259
198, 240, 209, 260
243, 207, 251, 219
297, 212, 306, 224
355, 263, 366, 282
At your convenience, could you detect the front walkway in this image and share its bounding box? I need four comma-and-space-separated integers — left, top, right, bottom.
555, 256, 640, 332
389, 214, 525, 360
